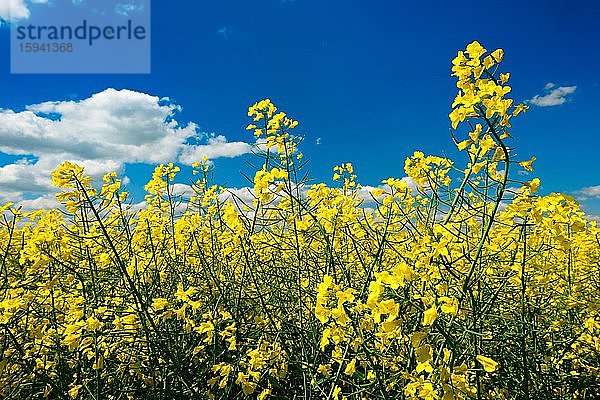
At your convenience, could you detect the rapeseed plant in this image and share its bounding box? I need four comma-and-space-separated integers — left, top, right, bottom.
0, 41, 598, 399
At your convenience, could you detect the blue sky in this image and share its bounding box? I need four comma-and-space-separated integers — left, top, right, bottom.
1, 0, 599, 216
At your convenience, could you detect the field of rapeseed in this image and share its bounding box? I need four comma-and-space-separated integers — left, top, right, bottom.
1, 41, 599, 399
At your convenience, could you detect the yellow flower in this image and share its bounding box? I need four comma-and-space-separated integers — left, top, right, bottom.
68, 385, 82, 399
440, 297, 458, 315
479, 135, 496, 155
465, 40, 487, 60
317, 363, 331, 377
344, 358, 357, 376
476, 355, 499, 372
52, 161, 86, 188
526, 177, 541, 192
152, 298, 169, 311
519, 156, 536, 172
0, 202, 14, 213
416, 360, 434, 373
491, 48, 504, 63
456, 139, 473, 151
513, 103, 530, 116
333, 386, 342, 400
423, 305, 438, 326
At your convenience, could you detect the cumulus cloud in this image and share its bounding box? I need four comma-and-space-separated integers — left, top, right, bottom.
17, 194, 60, 211
585, 214, 600, 224
0, 88, 253, 209
179, 135, 252, 165
221, 187, 256, 205
0, 0, 50, 23
170, 183, 194, 198
528, 84, 577, 107
574, 185, 600, 201
0, 0, 29, 21
1, 89, 196, 163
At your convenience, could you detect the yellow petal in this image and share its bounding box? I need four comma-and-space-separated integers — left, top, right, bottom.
476, 355, 498, 372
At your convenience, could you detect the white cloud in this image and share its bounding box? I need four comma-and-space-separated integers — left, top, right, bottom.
528, 84, 577, 107
129, 200, 148, 213
179, 135, 253, 165
17, 194, 60, 211
170, 183, 193, 198
354, 185, 384, 204
217, 27, 230, 38
585, 214, 600, 224
0, 88, 253, 209
2, 1, 144, 23
115, 2, 145, 17
0, 0, 29, 21
574, 185, 600, 201
354, 178, 417, 204
220, 187, 256, 205
0, 0, 49, 22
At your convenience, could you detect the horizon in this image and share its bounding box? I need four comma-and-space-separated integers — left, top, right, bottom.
1, 0, 599, 219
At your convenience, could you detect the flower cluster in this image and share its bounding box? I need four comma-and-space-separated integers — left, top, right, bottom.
0, 42, 598, 400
